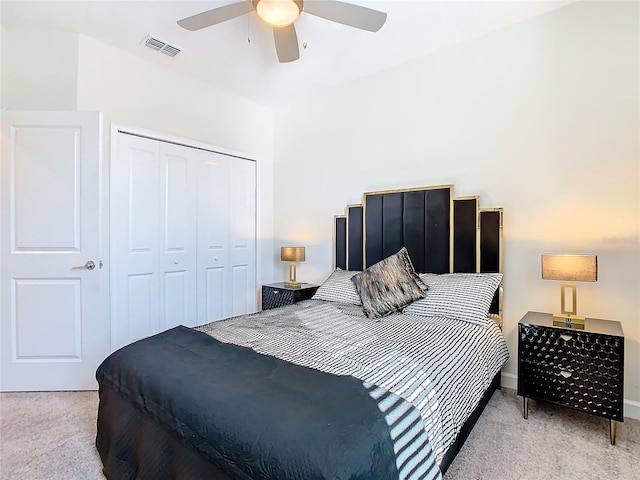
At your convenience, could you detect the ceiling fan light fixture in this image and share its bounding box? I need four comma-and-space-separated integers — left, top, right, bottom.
256, 0, 301, 27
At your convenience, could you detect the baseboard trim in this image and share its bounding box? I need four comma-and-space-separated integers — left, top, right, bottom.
501, 371, 517, 391
624, 399, 640, 421
501, 372, 639, 421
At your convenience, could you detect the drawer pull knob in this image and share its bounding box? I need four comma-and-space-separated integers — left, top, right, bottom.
560, 370, 572, 379
560, 334, 573, 342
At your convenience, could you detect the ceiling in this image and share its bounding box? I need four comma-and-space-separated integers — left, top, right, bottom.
1, 1, 573, 108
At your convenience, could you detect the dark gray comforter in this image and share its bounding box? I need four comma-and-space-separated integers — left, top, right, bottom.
95, 326, 407, 480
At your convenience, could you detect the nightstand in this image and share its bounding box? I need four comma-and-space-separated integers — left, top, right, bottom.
518, 311, 624, 444
261, 283, 319, 310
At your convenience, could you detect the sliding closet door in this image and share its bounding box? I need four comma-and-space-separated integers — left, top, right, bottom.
112, 132, 257, 349
111, 134, 162, 350
228, 158, 257, 316
158, 143, 197, 330
197, 152, 228, 322
111, 134, 197, 350
196, 152, 256, 323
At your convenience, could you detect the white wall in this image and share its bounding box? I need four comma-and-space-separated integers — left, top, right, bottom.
274, 1, 640, 415
1, 29, 79, 110
1, 29, 275, 291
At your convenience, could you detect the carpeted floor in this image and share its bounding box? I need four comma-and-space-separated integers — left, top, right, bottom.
0, 388, 638, 479
1, 390, 102, 480
444, 389, 639, 479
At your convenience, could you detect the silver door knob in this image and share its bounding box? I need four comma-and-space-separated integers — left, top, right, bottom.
72, 260, 96, 271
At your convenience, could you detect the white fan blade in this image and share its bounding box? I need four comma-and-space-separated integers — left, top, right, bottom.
303, 0, 387, 32
273, 24, 300, 63
178, 1, 253, 31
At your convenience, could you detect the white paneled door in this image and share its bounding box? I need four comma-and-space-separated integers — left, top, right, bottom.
111, 132, 256, 350
110, 134, 198, 350
0, 110, 108, 391
197, 150, 257, 323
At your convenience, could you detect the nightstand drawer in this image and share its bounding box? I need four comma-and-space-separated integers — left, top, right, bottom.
261, 283, 319, 310
519, 362, 623, 421
519, 324, 623, 375
262, 286, 295, 309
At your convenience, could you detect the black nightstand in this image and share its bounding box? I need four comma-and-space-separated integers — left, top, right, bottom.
517, 311, 624, 444
261, 283, 319, 310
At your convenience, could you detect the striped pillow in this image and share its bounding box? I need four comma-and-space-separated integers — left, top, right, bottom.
351, 248, 427, 319
402, 273, 502, 326
312, 269, 362, 305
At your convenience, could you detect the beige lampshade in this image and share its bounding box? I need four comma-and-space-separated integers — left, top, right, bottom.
541, 254, 597, 282
281, 247, 305, 262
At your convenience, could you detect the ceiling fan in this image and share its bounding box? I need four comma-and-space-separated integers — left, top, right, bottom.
177, 0, 387, 63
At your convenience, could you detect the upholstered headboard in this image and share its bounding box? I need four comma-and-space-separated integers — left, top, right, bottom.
333, 185, 503, 320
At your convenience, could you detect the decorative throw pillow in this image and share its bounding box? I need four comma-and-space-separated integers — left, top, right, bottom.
312, 269, 362, 305
351, 247, 427, 319
402, 273, 502, 326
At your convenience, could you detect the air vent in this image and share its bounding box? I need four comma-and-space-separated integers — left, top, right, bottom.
143, 35, 181, 57
161, 44, 181, 57
144, 36, 165, 51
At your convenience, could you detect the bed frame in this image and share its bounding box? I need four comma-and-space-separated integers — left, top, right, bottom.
98, 184, 504, 479
333, 184, 504, 473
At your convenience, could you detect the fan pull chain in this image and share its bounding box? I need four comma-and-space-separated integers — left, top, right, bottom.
247, 8, 251, 43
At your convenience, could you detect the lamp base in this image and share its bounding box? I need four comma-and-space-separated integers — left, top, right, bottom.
552, 313, 585, 330
284, 262, 301, 289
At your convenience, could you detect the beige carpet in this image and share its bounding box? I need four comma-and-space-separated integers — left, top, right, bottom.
444, 389, 639, 480
0, 388, 638, 479
0, 390, 102, 480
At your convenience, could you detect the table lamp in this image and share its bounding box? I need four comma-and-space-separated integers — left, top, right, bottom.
281, 246, 305, 289
541, 254, 597, 328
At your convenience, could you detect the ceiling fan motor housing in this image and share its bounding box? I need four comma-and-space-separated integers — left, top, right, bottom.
251, 1, 304, 12
252, 0, 304, 27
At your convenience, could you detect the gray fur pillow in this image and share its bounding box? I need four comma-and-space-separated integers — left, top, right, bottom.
351, 247, 427, 318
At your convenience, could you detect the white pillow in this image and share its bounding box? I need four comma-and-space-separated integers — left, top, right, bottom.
402, 273, 502, 326
312, 269, 362, 305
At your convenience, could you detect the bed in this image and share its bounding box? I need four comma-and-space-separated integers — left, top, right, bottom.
96, 184, 509, 480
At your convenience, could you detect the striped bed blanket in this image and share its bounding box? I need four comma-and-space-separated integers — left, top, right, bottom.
196, 299, 509, 479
